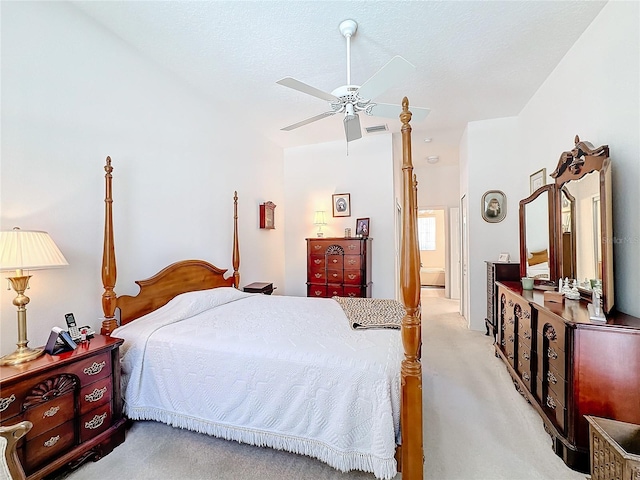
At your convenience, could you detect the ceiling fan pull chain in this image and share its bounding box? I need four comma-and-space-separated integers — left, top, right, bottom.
346, 31, 351, 85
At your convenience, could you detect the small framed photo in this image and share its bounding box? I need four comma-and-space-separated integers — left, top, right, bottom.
530, 168, 546, 194
356, 217, 370, 237
332, 193, 351, 217
498, 252, 510, 262
481, 190, 507, 223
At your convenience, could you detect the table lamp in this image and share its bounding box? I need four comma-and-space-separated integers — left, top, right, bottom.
313, 211, 327, 237
0, 227, 68, 365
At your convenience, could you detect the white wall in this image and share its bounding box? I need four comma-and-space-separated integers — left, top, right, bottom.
461, 117, 522, 331
283, 134, 397, 299
0, 2, 285, 355
518, 0, 639, 317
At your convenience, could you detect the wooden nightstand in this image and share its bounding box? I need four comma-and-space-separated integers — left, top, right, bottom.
0, 335, 125, 479
243, 282, 275, 295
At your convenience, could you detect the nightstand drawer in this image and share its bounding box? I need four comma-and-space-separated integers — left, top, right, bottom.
67, 352, 111, 386
25, 420, 75, 471
80, 376, 112, 415
25, 391, 75, 440
80, 404, 112, 442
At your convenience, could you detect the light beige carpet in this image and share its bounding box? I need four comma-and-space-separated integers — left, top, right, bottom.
52, 289, 586, 480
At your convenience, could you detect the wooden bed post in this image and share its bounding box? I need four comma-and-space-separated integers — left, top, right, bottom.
101, 156, 118, 335
232, 191, 240, 288
399, 97, 424, 479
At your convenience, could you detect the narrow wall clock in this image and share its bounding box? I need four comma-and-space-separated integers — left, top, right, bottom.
260, 201, 276, 229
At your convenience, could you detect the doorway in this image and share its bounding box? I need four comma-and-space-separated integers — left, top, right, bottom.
417, 208, 446, 293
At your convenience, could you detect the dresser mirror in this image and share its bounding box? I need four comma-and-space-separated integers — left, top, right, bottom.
519, 184, 557, 283
551, 136, 614, 313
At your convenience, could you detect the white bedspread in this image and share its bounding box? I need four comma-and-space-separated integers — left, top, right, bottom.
112, 288, 401, 479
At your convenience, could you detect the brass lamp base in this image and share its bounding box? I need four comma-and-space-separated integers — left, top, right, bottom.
0, 346, 44, 366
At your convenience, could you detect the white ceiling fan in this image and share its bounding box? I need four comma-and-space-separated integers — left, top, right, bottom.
277, 19, 430, 143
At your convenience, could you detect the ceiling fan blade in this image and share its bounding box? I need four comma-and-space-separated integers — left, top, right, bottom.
357, 56, 416, 102
368, 103, 431, 123
281, 111, 336, 131
276, 77, 339, 102
344, 113, 362, 142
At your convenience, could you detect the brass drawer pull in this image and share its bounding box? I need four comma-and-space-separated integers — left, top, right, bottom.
0, 394, 16, 412
332, 259, 338, 264
348, 293, 356, 297
548, 347, 558, 360
523, 351, 530, 360
523, 372, 530, 381
85, 412, 107, 430
331, 290, 339, 295
314, 259, 321, 264
314, 245, 321, 250
547, 371, 558, 384
314, 273, 321, 278
347, 274, 356, 280
508, 335, 514, 343
347, 259, 356, 265
43, 406, 60, 418
524, 310, 531, 319
347, 244, 356, 250
546, 396, 557, 410
85, 386, 108, 403
332, 273, 338, 278
44, 435, 60, 447
84, 361, 106, 376
314, 290, 322, 296
523, 331, 531, 340
508, 299, 514, 307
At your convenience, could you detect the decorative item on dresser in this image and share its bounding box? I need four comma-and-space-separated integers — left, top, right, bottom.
0, 336, 125, 479
484, 260, 520, 338
306, 237, 372, 298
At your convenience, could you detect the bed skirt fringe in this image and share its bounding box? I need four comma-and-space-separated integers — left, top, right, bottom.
126, 406, 398, 480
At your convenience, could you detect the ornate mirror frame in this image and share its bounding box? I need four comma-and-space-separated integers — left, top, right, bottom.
519, 184, 558, 284
550, 135, 614, 313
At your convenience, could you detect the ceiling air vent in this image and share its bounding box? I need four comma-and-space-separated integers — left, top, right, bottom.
364, 124, 389, 134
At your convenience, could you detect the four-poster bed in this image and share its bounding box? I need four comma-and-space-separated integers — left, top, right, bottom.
99, 98, 423, 479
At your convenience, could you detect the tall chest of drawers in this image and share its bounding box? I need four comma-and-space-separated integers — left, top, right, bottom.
495, 281, 640, 473
306, 237, 372, 298
0, 336, 125, 479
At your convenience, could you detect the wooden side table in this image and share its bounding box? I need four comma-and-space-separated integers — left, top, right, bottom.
243, 282, 275, 295
0, 335, 125, 479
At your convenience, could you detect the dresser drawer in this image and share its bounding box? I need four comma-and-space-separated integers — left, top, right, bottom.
544, 340, 566, 378
343, 270, 362, 285
326, 255, 343, 269
80, 376, 112, 415
25, 391, 75, 440
309, 255, 325, 268
67, 352, 111, 386
80, 404, 112, 442
307, 285, 327, 297
343, 286, 363, 298
308, 270, 326, 283
537, 311, 566, 351
517, 342, 533, 383
544, 388, 566, 433
308, 239, 363, 255
343, 255, 362, 269
327, 285, 343, 297
25, 420, 75, 472
327, 269, 343, 283
547, 365, 566, 408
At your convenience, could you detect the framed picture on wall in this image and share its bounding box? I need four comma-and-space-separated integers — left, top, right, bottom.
530, 168, 546, 194
481, 190, 506, 223
332, 193, 351, 217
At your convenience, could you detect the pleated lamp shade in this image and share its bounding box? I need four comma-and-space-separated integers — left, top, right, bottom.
0, 228, 68, 272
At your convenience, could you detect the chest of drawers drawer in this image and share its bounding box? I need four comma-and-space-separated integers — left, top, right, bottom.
25, 390, 75, 440
327, 269, 343, 283
80, 376, 112, 414
80, 404, 112, 442
25, 419, 75, 471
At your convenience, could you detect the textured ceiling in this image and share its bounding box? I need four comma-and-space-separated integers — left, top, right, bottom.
72, 1, 607, 166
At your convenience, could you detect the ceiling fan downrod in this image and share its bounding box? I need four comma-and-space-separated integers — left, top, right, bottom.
339, 19, 357, 86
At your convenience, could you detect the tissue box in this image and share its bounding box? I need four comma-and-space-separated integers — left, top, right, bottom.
544, 291, 564, 303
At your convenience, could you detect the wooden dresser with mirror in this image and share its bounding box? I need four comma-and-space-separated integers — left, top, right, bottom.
494, 136, 640, 472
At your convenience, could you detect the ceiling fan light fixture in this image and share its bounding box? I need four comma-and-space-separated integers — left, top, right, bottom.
427, 155, 440, 164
